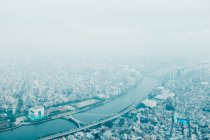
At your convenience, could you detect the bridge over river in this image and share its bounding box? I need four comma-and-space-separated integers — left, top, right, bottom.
0, 68, 167, 140
62, 114, 88, 128
38, 97, 145, 140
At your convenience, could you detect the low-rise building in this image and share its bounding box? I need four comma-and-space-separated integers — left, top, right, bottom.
28, 106, 45, 121
142, 99, 157, 108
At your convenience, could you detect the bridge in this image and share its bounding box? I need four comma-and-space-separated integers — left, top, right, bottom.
38, 99, 142, 140
62, 114, 88, 128
37, 63, 210, 140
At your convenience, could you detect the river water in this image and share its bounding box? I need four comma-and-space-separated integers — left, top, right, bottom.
0, 76, 159, 140
73, 77, 158, 123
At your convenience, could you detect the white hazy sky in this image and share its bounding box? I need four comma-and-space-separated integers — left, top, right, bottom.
0, 0, 210, 60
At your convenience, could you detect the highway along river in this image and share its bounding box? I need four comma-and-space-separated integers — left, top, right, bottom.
0, 75, 160, 140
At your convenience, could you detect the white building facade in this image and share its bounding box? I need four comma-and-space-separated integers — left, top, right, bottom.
29, 106, 44, 118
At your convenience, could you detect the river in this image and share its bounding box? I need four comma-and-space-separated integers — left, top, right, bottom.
73, 77, 158, 123
0, 74, 160, 140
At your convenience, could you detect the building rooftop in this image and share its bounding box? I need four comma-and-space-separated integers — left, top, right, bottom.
142, 99, 157, 108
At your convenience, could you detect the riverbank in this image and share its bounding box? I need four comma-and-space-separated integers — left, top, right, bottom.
38, 77, 158, 140
0, 77, 144, 134
0, 76, 159, 140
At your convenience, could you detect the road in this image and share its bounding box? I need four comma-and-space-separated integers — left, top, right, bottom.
39, 68, 170, 140
38, 91, 150, 140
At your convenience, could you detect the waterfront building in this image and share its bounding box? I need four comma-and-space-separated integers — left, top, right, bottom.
142, 99, 157, 108
154, 92, 175, 101
28, 106, 45, 121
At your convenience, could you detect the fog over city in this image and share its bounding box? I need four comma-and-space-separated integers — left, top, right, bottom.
0, 1, 210, 140
0, 0, 210, 60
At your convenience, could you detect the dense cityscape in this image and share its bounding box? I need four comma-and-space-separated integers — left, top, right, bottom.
53, 65, 210, 140
0, 60, 209, 140
0, 59, 144, 132
0, 59, 141, 114
0, 0, 210, 139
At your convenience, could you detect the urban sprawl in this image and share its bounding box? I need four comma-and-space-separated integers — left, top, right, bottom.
0, 61, 209, 140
